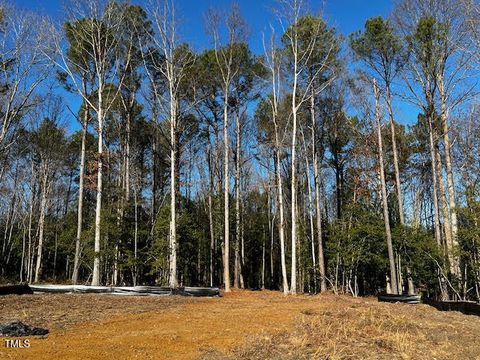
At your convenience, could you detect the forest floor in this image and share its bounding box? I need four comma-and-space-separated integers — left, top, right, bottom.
0, 290, 479, 359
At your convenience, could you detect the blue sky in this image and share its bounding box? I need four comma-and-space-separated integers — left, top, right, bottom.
14, 0, 416, 131
16, 0, 393, 53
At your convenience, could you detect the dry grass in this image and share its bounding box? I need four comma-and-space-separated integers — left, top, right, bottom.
233, 295, 480, 360
0, 290, 479, 359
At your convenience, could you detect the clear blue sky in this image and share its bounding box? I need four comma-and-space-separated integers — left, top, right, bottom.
15, 0, 393, 53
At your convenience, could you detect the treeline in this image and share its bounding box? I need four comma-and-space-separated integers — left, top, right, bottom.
0, 0, 479, 300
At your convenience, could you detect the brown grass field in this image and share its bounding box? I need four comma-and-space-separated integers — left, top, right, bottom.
0, 290, 479, 359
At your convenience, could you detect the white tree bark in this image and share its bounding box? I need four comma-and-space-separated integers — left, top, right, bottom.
234, 110, 242, 288
91, 80, 103, 286
222, 93, 231, 292
374, 79, 398, 295
34, 163, 49, 283
72, 89, 88, 284
438, 75, 461, 278
310, 92, 326, 292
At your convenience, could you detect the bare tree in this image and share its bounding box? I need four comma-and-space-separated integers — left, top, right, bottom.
373, 78, 399, 294
143, 0, 195, 288
206, 3, 248, 292
262, 26, 289, 294
0, 4, 49, 186
45, 0, 126, 285
277, 0, 334, 294
394, 0, 473, 283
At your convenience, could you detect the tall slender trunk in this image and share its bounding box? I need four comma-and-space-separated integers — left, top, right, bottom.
2, 169, 17, 274
240, 204, 245, 288
151, 107, 159, 239
261, 223, 266, 289
133, 187, 138, 286
234, 109, 242, 288
438, 75, 460, 278
311, 92, 326, 292
269, 39, 288, 293
374, 79, 398, 295
27, 161, 36, 283
386, 84, 414, 295
207, 146, 215, 287
274, 131, 289, 294
223, 92, 231, 292
169, 93, 178, 288
125, 111, 131, 201
385, 85, 404, 225
20, 219, 26, 282
34, 163, 49, 283
92, 80, 104, 286
428, 115, 442, 248
304, 149, 316, 292
436, 143, 454, 271
429, 115, 449, 299
290, 55, 298, 295
72, 95, 88, 284
267, 184, 274, 287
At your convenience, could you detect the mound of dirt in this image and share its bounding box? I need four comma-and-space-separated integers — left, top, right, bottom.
0, 321, 48, 337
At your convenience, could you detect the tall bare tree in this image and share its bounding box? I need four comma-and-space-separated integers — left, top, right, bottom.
0, 4, 49, 186
373, 78, 399, 294
279, 0, 334, 293
46, 0, 126, 285
206, 2, 248, 292
144, 0, 195, 288
394, 0, 473, 283
262, 27, 289, 294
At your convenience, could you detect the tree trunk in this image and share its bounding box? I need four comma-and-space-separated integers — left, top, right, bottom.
438, 75, 461, 278
27, 161, 36, 283
436, 143, 454, 275
151, 116, 158, 239
311, 92, 326, 292
207, 146, 215, 287
274, 132, 289, 294
428, 115, 443, 249
133, 186, 138, 286
304, 135, 317, 293
72, 97, 88, 285
386, 85, 414, 294
385, 85, 405, 225
234, 110, 242, 288
92, 81, 104, 286
169, 94, 178, 288
223, 93, 231, 292
267, 184, 274, 287
374, 79, 398, 295
290, 59, 298, 295
262, 222, 266, 289
34, 163, 49, 283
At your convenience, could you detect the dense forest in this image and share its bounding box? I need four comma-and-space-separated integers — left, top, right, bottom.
1, 0, 479, 301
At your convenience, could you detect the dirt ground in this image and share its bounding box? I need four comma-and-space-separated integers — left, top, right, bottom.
0, 290, 479, 360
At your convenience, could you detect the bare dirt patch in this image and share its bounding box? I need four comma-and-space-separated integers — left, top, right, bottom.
0, 293, 198, 331
0, 291, 479, 359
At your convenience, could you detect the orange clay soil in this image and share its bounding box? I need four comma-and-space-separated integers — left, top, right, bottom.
1, 290, 480, 360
